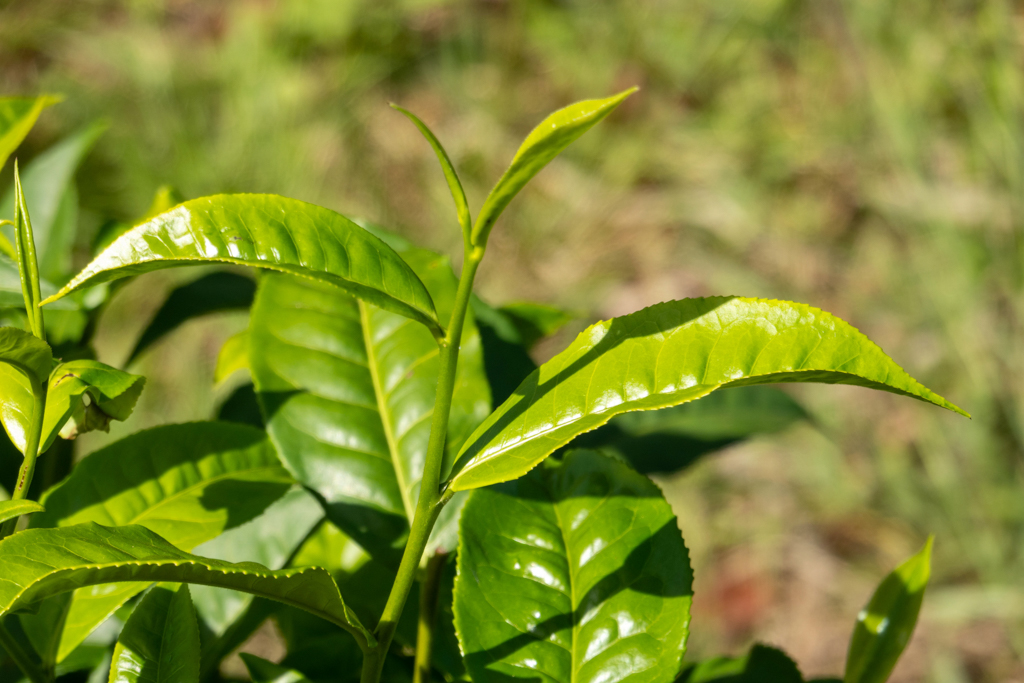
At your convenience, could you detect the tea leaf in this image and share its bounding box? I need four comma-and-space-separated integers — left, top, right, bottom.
42, 360, 146, 451
0, 95, 61, 171
0, 499, 44, 527
108, 584, 200, 683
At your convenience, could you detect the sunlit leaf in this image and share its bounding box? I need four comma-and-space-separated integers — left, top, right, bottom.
43, 360, 146, 451
0, 499, 44, 527
0, 326, 50, 384
108, 584, 200, 683
0, 95, 61, 171
214, 330, 249, 385
454, 450, 693, 683
448, 297, 967, 491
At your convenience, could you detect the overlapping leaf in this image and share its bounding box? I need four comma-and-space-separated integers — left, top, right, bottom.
43, 360, 145, 449
0, 327, 50, 384
0, 499, 44, 526
679, 644, 804, 683
448, 297, 967, 491
0, 523, 372, 646
454, 450, 693, 683
41, 194, 441, 332
108, 584, 200, 683
249, 245, 489, 561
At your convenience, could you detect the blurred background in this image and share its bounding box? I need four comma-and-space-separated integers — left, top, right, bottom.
1, 0, 1022, 680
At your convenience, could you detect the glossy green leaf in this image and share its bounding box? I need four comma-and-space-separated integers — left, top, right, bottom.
108, 584, 200, 683
449, 297, 967, 491
679, 644, 804, 682
454, 450, 693, 683
42, 194, 441, 333
844, 538, 933, 683
0, 499, 44, 526
0, 522, 372, 646
499, 301, 574, 349
574, 386, 807, 475
190, 486, 323, 635
391, 105, 471, 244
127, 271, 255, 363
242, 654, 313, 683
0, 122, 106, 283
0, 95, 61, 171
92, 185, 184, 255
42, 360, 146, 451
214, 330, 249, 384
11, 163, 43, 338
249, 243, 489, 560
0, 328, 50, 458
0, 326, 51, 384
31, 421, 292, 662
471, 89, 636, 247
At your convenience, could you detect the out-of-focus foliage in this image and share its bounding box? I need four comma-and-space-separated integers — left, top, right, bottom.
0, 0, 1019, 678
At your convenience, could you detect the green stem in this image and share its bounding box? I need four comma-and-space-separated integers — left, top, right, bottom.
413, 552, 447, 683
0, 384, 45, 538
361, 247, 484, 683
0, 620, 48, 683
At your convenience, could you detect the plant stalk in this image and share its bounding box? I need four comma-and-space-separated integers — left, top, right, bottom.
413, 552, 447, 683
0, 620, 48, 683
361, 247, 484, 683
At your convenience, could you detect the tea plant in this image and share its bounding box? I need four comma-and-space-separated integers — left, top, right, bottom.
0, 92, 965, 683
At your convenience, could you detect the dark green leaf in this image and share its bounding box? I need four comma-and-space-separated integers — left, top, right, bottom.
216, 382, 263, 428
0, 523, 372, 646
448, 297, 967, 491
454, 450, 693, 683
242, 654, 313, 683
0, 499, 44, 526
498, 302, 574, 349
679, 644, 804, 682
42, 360, 146, 451
127, 271, 255, 363
109, 584, 200, 683
471, 89, 636, 247
574, 386, 807, 475
42, 194, 442, 333
0, 326, 50, 384
844, 538, 932, 683
249, 244, 489, 560
471, 296, 538, 409
0, 95, 61, 171
390, 105, 471, 245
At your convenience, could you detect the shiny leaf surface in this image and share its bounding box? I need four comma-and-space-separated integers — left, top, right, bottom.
0, 326, 50, 384
472, 89, 636, 247
454, 450, 693, 683
42, 194, 441, 332
127, 271, 255, 363
0, 499, 44, 526
0, 328, 50, 456
249, 244, 489, 560
43, 360, 146, 451
0, 523, 372, 645
844, 538, 932, 683
0, 95, 60, 171
449, 297, 967, 491
108, 584, 200, 683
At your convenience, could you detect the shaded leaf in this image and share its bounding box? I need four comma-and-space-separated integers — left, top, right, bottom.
498, 301, 574, 349
0, 326, 51, 384
42, 194, 441, 333
214, 330, 249, 384
454, 450, 693, 683
679, 644, 804, 682
0, 499, 44, 526
43, 360, 146, 451
448, 297, 967, 491
0, 95, 61, 171
127, 271, 255, 364
844, 538, 932, 683
471, 296, 538, 408
472, 89, 636, 247
242, 654, 313, 683
108, 584, 200, 683
216, 382, 263, 428
0, 523, 372, 646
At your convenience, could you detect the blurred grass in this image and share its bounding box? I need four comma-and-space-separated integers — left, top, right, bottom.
2, 0, 1023, 680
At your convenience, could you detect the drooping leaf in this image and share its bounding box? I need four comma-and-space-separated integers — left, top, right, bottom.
242, 654, 314, 683
844, 538, 933, 683
190, 487, 324, 635
0, 523, 372, 647
42, 360, 146, 451
31, 421, 292, 662
127, 271, 255, 364
448, 297, 967, 491
390, 105, 471, 244
574, 386, 808, 475
42, 194, 442, 333
471, 89, 636, 247
108, 584, 200, 683
0, 499, 44, 527
249, 243, 489, 561
498, 301, 574, 349
679, 644, 804, 682
454, 450, 693, 683
0, 326, 51, 385
0, 122, 106, 283
0, 95, 61, 171
214, 330, 249, 385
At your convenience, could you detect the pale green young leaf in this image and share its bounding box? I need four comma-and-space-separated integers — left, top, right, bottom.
472, 89, 636, 247
214, 329, 249, 384
0, 523, 373, 647
454, 450, 693, 683
391, 104, 471, 244
0, 95, 61, 171
12, 164, 43, 337
0, 499, 44, 526
448, 297, 967, 491
41, 360, 146, 451
108, 585, 200, 683
844, 538, 933, 683
42, 194, 442, 334
241, 654, 314, 683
